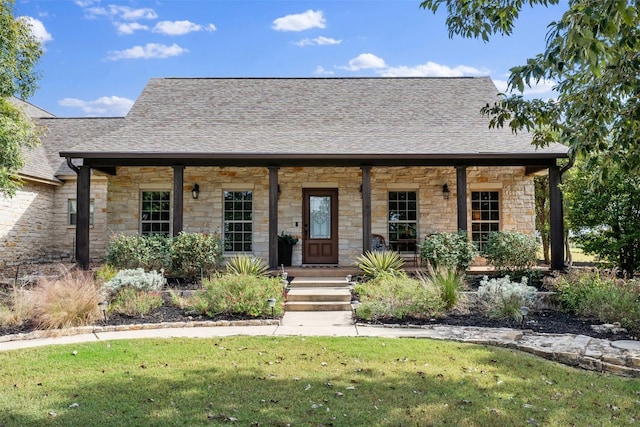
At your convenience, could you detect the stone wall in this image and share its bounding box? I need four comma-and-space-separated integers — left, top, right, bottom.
0, 181, 57, 266
105, 165, 536, 266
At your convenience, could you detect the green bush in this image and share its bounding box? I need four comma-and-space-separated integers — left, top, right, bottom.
420, 231, 478, 271
546, 269, 640, 332
226, 255, 269, 276
356, 272, 445, 321
105, 234, 170, 271
356, 251, 405, 279
104, 268, 166, 296
419, 265, 467, 310
477, 275, 537, 321
481, 231, 539, 273
110, 288, 163, 318
105, 233, 223, 279
169, 232, 223, 279
190, 274, 283, 318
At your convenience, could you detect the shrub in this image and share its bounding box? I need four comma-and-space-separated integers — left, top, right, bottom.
0, 285, 35, 327
356, 272, 445, 321
169, 232, 223, 279
110, 288, 163, 318
546, 269, 640, 332
419, 265, 466, 310
356, 251, 405, 279
32, 269, 103, 330
104, 268, 166, 296
420, 231, 478, 271
95, 263, 118, 284
226, 255, 269, 276
105, 234, 170, 271
481, 231, 539, 273
191, 274, 283, 318
477, 275, 537, 321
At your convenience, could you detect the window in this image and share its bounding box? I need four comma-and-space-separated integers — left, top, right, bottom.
140, 191, 171, 236
471, 191, 500, 251
388, 191, 418, 252
68, 199, 94, 226
224, 191, 253, 252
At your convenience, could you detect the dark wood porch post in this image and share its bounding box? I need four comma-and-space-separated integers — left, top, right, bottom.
172, 165, 184, 237
361, 166, 372, 253
268, 166, 279, 269
549, 165, 565, 270
76, 165, 91, 270
456, 166, 468, 231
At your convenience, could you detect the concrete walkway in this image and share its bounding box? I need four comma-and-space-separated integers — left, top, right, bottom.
1, 312, 638, 377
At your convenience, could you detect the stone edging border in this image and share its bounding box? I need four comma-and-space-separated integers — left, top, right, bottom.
358, 323, 640, 378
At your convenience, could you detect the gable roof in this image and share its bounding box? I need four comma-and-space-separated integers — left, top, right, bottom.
61, 77, 567, 168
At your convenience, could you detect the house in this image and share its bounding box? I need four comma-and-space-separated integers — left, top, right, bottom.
2, 77, 568, 271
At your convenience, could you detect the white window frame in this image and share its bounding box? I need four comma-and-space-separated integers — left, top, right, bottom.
140, 190, 172, 236
223, 190, 254, 253
387, 190, 418, 253
68, 199, 94, 226
471, 190, 501, 251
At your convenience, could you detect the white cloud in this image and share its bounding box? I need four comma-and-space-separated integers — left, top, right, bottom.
295, 36, 341, 47
272, 10, 325, 32
107, 43, 188, 60
82, 4, 157, 20
21, 17, 53, 44
314, 66, 335, 76
493, 77, 557, 97
115, 22, 148, 35
58, 96, 134, 116
153, 20, 216, 35
340, 53, 386, 71
380, 61, 489, 77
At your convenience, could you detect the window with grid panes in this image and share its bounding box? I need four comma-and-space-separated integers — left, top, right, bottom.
224, 191, 253, 252
471, 191, 500, 251
388, 191, 418, 252
140, 191, 171, 236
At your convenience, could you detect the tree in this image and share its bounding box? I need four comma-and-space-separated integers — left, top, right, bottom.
563, 157, 640, 276
0, 0, 43, 196
420, 0, 640, 173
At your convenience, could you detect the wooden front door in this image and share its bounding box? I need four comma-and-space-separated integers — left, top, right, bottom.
302, 188, 339, 264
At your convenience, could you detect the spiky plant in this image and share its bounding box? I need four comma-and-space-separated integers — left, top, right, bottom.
226, 255, 269, 276
418, 264, 466, 310
356, 250, 405, 279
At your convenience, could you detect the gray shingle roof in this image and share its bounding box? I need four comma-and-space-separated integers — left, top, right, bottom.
62, 77, 567, 160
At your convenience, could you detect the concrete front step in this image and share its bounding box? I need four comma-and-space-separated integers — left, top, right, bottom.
286, 287, 351, 303
285, 301, 352, 311
284, 277, 353, 312
289, 277, 352, 288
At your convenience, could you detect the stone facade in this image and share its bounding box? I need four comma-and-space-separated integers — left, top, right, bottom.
0, 176, 111, 267
105, 165, 536, 266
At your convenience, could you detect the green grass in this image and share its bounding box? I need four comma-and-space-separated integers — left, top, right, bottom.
0, 337, 638, 426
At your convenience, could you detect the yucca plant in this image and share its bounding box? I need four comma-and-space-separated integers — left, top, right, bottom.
418, 264, 466, 310
356, 250, 405, 279
226, 255, 269, 276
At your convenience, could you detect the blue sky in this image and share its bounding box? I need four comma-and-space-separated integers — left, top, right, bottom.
16, 0, 566, 117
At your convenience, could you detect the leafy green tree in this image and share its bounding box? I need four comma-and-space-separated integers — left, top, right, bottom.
0, 0, 43, 196
420, 0, 640, 172
563, 157, 640, 276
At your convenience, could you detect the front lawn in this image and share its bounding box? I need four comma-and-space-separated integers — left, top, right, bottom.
1, 336, 638, 426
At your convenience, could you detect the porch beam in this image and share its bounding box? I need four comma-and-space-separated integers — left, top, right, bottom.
76, 165, 91, 270
269, 166, 279, 269
549, 165, 565, 270
456, 166, 468, 231
172, 165, 184, 237
361, 165, 372, 253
